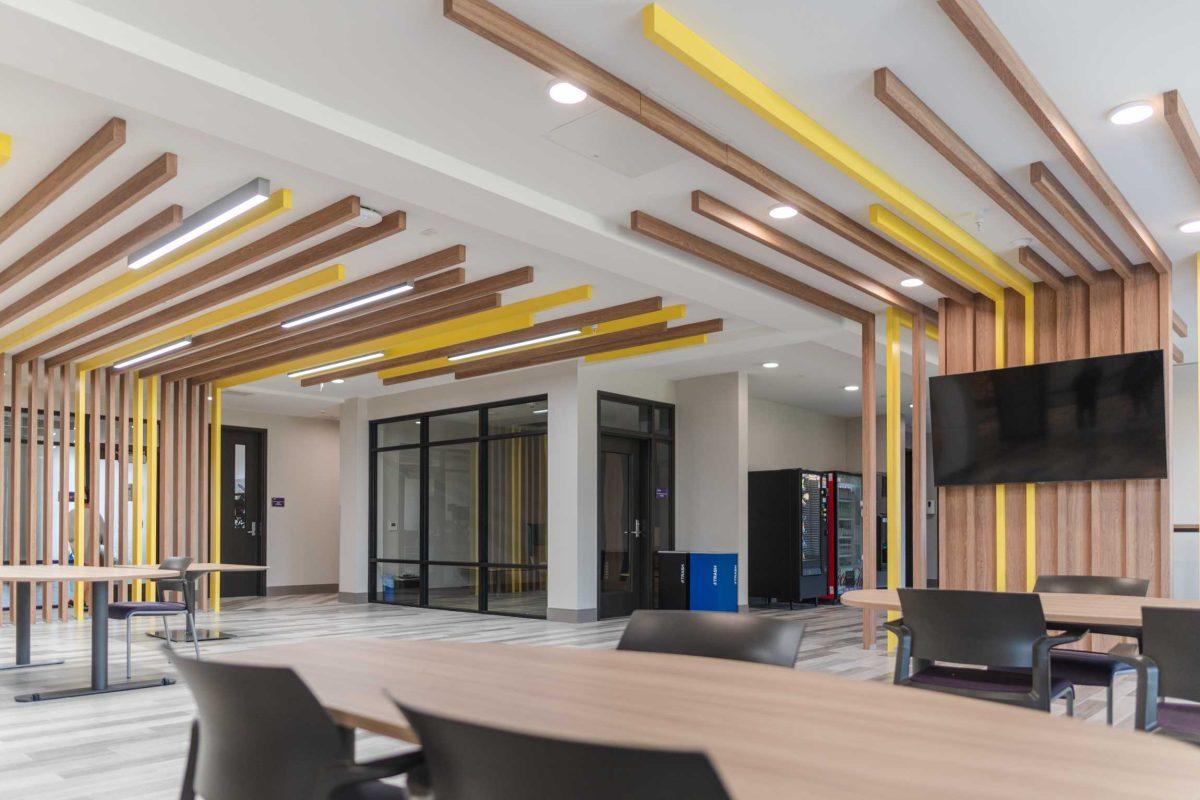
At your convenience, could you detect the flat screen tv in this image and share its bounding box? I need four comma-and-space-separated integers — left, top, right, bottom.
930, 349, 1166, 486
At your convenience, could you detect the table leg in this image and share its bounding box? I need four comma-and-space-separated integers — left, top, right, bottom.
0, 582, 63, 671
15, 581, 175, 702
861, 608, 878, 650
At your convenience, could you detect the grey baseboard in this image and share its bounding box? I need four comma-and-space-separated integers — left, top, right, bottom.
266, 583, 338, 597
337, 591, 369, 604
546, 607, 599, 623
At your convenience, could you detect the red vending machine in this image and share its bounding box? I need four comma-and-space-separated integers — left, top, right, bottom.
821, 472, 864, 601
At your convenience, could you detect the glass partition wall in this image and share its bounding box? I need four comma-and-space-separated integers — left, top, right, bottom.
370, 397, 548, 617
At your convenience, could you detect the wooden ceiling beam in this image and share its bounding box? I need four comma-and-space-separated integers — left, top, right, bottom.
939, 0, 1170, 274
1172, 309, 1187, 338
304, 296, 664, 386
34, 197, 377, 364
1163, 90, 1200, 189
0, 117, 126, 248
128, 248, 466, 374
630, 210, 871, 324
159, 268, 531, 380
1029, 161, 1133, 281
0, 204, 182, 327
692, 189, 942, 315
444, 0, 967, 297
1016, 246, 1068, 293
0, 152, 177, 295
183, 295, 503, 385
1173, 343, 1184, 365
449, 319, 723, 381
873, 67, 1091, 286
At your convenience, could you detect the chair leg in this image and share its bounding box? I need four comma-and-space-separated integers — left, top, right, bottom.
186, 612, 200, 660
1107, 681, 1115, 726
125, 617, 133, 680
160, 616, 172, 649
1065, 688, 1075, 718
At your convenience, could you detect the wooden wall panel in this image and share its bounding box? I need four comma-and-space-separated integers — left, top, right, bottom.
938, 297, 976, 589
58, 366, 69, 619
1003, 289, 1027, 593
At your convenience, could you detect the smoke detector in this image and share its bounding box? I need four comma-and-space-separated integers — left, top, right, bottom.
355, 206, 384, 227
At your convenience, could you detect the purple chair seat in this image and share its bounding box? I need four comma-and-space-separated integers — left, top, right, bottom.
1157, 702, 1200, 736
108, 601, 186, 620
909, 665, 1072, 697
1050, 650, 1134, 686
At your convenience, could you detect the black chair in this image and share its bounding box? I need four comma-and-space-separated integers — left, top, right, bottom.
171, 654, 422, 800
1112, 607, 1200, 743
394, 701, 731, 800
1034, 574, 1149, 725
885, 588, 1082, 713
109, 556, 200, 679
617, 609, 804, 668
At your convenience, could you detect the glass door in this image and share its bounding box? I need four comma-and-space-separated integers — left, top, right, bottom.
598, 435, 646, 617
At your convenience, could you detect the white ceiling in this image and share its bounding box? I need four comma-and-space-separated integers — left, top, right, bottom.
0, 0, 1192, 418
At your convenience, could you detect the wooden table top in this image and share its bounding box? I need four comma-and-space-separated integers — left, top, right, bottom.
842, 588, 1200, 627
217, 638, 1200, 799
0, 565, 180, 582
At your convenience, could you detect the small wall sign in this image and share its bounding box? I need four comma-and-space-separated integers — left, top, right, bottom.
271, 497, 285, 507
655, 488, 669, 499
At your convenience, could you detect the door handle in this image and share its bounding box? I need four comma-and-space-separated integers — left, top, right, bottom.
631, 519, 642, 539
249, 521, 258, 537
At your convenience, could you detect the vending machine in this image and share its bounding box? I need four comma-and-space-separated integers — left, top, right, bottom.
748, 468, 827, 605
821, 472, 864, 600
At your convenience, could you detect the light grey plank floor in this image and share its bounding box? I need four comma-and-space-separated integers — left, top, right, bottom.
0, 596, 1136, 799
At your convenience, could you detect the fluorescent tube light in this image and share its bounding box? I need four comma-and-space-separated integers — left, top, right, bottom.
280, 283, 413, 329
447, 330, 581, 362
532, 408, 548, 414
287, 352, 384, 379
113, 338, 192, 370
127, 178, 270, 270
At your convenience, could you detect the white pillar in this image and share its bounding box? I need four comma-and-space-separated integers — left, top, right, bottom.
546, 366, 597, 621
338, 397, 370, 602
675, 372, 749, 608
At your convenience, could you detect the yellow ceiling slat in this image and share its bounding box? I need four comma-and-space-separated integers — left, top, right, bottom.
80, 263, 345, 371
869, 206, 1002, 302
583, 334, 708, 363
0, 189, 292, 351
0, 133, 10, 166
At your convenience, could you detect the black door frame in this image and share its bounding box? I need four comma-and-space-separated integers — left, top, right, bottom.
595, 392, 674, 619
222, 425, 268, 597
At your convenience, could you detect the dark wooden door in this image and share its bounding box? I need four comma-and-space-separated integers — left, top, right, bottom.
598, 435, 648, 617
221, 427, 266, 597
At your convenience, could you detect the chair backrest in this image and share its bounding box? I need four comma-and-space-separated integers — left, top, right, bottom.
897, 589, 1047, 669
157, 555, 193, 604
172, 654, 351, 800
396, 702, 731, 800
616, 610, 804, 668
1142, 607, 1200, 703
1033, 574, 1149, 596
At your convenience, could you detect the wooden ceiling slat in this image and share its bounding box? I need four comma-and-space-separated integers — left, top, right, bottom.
137, 267, 467, 376
873, 67, 1090, 287
1029, 161, 1134, 281
1172, 343, 1184, 365
1172, 310, 1187, 338
1016, 246, 1069, 293
1163, 91, 1200, 189
691, 189, 940, 315
183, 294, 504, 385
443, 0, 972, 300
629, 210, 871, 324
0, 117, 126, 248
300, 296, 664, 386
0, 204, 183, 327
0, 152, 177, 295
449, 318, 724, 381
939, 0, 1170, 274
34, 198, 382, 364
161, 268, 533, 380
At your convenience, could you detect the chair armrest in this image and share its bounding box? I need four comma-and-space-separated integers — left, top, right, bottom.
882, 618, 914, 683
317, 750, 425, 796
1030, 630, 1086, 702
1107, 643, 1159, 731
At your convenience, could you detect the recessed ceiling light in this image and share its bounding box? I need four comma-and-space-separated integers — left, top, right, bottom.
1179, 219, 1200, 233
761, 361, 779, 369
844, 384, 859, 392
331, 379, 345, 384
768, 204, 798, 220
547, 80, 587, 104
1108, 101, 1154, 126
900, 277, 924, 288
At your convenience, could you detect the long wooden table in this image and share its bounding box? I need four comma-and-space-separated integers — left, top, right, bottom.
128, 562, 268, 642
0, 565, 182, 702
218, 638, 1200, 798
842, 588, 1200, 634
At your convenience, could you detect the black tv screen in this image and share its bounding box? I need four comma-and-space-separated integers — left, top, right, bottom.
930, 349, 1167, 486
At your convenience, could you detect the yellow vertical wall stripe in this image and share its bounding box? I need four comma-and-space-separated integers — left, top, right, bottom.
73, 368, 86, 619
210, 389, 222, 610
0, 132, 11, 165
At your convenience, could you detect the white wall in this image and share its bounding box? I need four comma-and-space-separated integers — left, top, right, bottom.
223, 406, 341, 591
1172, 363, 1198, 599
748, 398, 853, 472
675, 372, 749, 607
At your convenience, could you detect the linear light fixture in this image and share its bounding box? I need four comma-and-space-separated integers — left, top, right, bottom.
113, 338, 192, 369
280, 283, 414, 329
287, 352, 384, 379
127, 178, 270, 270
447, 329, 581, 362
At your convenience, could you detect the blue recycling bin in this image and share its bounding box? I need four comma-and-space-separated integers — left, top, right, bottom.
656, 551, 738, 612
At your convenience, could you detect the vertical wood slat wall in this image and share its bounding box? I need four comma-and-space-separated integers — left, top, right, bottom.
0, 362, 215, 622
938, 266, 1171, 598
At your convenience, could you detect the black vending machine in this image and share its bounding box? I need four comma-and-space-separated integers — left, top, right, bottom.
748, 468, 827, 605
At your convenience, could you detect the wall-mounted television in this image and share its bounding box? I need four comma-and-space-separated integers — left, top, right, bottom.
930, 349, 1166, 486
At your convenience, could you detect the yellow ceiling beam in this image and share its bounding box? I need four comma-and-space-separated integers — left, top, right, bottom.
897, 312, 939, 342
583, 334, 708, 363
0, 189, 292, 351
224, 285, 596, 388
870, 206, 1002, 302
0, 132, 10, 166
79, 263, 345, 371
642, 4, 1031, 294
